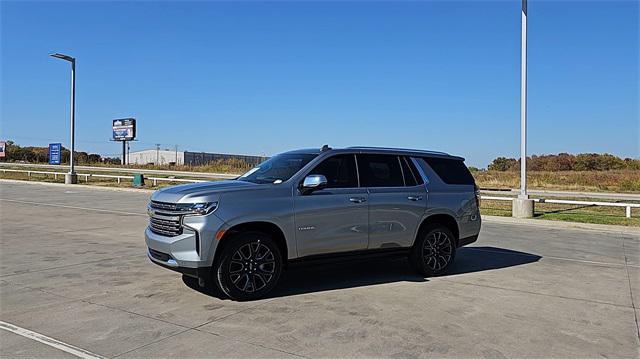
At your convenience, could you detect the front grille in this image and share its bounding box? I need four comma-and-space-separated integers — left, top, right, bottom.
148, 201, 183, 236
149, 248, 172, 262
150, 201, 180, 211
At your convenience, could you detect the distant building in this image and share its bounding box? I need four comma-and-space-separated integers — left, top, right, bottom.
126, 149, 184, 165
124, 149, 266, 166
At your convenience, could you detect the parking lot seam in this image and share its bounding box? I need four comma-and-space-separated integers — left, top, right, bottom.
192, 298, 278, 330
467, 247, 639, 268
193, 328, 310, 358
0, 254, 142, 278
4, 276, 308, 358
621, 238, 640, 343
0, 198, 147, 217
439, 278, 634, 310
109, 328, 192, 359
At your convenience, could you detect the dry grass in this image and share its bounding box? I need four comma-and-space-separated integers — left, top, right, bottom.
473, 170, 640, 193
88, 158, 252, 174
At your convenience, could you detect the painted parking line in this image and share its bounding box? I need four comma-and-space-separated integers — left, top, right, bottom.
0, 321, 106, 359
0, 198, 146, 217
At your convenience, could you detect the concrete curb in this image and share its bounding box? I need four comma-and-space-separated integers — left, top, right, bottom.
483, 215, 639, 236
0, 179, 154, 194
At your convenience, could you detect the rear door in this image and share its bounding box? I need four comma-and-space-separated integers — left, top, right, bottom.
357, 154, 426, 249
294, 154, 369, 257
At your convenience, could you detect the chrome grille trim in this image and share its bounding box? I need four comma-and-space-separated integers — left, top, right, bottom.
148, 201, 183, 236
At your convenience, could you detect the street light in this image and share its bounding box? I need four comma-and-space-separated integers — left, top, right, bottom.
50, 52, 77, 184
513, 0, 534, 218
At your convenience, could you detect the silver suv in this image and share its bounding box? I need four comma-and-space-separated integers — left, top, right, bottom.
146, 146, 481, 300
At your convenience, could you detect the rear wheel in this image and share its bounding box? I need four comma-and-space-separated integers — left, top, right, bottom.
214, 231, 283, 301
410, 225, 456, 276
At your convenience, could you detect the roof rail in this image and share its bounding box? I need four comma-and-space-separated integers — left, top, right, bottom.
346, 146, 450, 156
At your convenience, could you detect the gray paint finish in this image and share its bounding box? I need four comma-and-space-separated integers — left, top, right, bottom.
146, 147, 481, 270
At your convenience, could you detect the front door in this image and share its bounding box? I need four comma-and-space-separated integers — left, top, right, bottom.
294, 154, 368, 257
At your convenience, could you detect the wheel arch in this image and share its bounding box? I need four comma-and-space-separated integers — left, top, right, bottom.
414, 213, 460, 247
215, 221, 288, 265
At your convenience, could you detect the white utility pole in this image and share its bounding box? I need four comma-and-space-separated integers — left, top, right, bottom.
520, 0, 528, 199
513, 0, 534, 218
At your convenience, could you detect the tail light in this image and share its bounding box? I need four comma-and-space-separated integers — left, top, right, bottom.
474, 184, 481, 208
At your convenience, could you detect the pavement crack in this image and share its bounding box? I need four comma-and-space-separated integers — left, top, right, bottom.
0, 254, 142, 278
622, 237, 640, 344
192, 328, 310, 358
439, 278, 634, 309
109, 328, 192, 359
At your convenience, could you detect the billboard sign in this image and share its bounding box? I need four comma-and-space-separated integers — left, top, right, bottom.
0, 141, 5, 158
49, 143, 62, 165
112, 118, 136, 141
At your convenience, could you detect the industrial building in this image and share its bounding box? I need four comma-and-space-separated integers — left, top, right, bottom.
124, 149, 265, 166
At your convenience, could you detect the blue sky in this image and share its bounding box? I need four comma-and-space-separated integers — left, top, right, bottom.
1, 1, 638, 167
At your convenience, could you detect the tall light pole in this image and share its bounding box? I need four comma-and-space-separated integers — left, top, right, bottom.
520, 0, 528, 199
50, 53, 77, 184
513, 0, 534, 218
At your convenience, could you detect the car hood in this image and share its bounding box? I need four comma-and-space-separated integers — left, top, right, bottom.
150, 180, 260, 203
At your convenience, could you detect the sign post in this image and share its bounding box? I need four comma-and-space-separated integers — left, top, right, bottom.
112, 118, 136, 165
49, 143, 62, 165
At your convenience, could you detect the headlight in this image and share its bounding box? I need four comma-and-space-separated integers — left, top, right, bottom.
177, 202, 218, 215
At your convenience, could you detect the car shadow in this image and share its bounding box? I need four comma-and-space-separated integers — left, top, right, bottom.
183, 246, 541, 300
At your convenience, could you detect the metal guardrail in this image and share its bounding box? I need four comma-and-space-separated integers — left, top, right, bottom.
2, 168, 637, 218
481, 196, 639, 218
0, 162, 238, 179
0, 168, 208, 186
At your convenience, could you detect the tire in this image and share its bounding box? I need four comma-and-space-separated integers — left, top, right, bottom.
214, 231, 283, 301
409, 224, 456, 277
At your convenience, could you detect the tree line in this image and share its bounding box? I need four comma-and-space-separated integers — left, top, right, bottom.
487, 153, 639, 171
2, 141, 638, 171
1, 141, 120, 164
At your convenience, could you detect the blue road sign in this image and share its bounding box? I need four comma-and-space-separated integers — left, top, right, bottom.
49, 143, 62, 165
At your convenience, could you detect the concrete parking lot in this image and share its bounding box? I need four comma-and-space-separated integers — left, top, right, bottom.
0, 180, 638, 358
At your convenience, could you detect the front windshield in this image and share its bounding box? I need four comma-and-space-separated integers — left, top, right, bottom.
238, 153, 317, 184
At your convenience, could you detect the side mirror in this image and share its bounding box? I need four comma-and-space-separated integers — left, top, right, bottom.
301, 174, 327, 194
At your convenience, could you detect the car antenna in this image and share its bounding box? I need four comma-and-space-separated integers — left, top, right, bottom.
321, 144, 331, 152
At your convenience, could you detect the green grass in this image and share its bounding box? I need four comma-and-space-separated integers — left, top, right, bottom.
480, 199, 640, 227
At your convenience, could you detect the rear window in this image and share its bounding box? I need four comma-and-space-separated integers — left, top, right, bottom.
423, 157, 475, 185
401, 156, 424, 186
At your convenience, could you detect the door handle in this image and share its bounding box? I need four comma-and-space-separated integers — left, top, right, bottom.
407, 195, 423, 201
349, 197, 367, 203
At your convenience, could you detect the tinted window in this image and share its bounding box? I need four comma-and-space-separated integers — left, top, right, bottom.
423, 157, 475, 185
357, 154, 404, 187
239, 153, 317, 184
401, 156, 424, 186
308, 154, 358, 188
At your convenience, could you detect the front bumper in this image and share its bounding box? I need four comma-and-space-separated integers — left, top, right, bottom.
145, 212, 226, 276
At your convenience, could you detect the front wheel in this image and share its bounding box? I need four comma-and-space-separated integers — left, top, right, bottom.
410, 225, 456, 276
214, 231, 283, 301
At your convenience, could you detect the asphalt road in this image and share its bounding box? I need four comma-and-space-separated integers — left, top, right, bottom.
1, 181, 638, 358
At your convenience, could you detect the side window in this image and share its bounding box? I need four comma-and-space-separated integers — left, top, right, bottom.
423, 157, 475, 185
357, 154, 404, 188
308, 154, 358, 188
400, 156, 424, 186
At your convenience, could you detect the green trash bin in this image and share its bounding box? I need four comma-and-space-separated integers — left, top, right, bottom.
133, 174, 145, 187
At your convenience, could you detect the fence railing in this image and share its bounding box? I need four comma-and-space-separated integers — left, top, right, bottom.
0, 168, 208, 186
481, 196, 638, 219
2, 168, 638, 218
